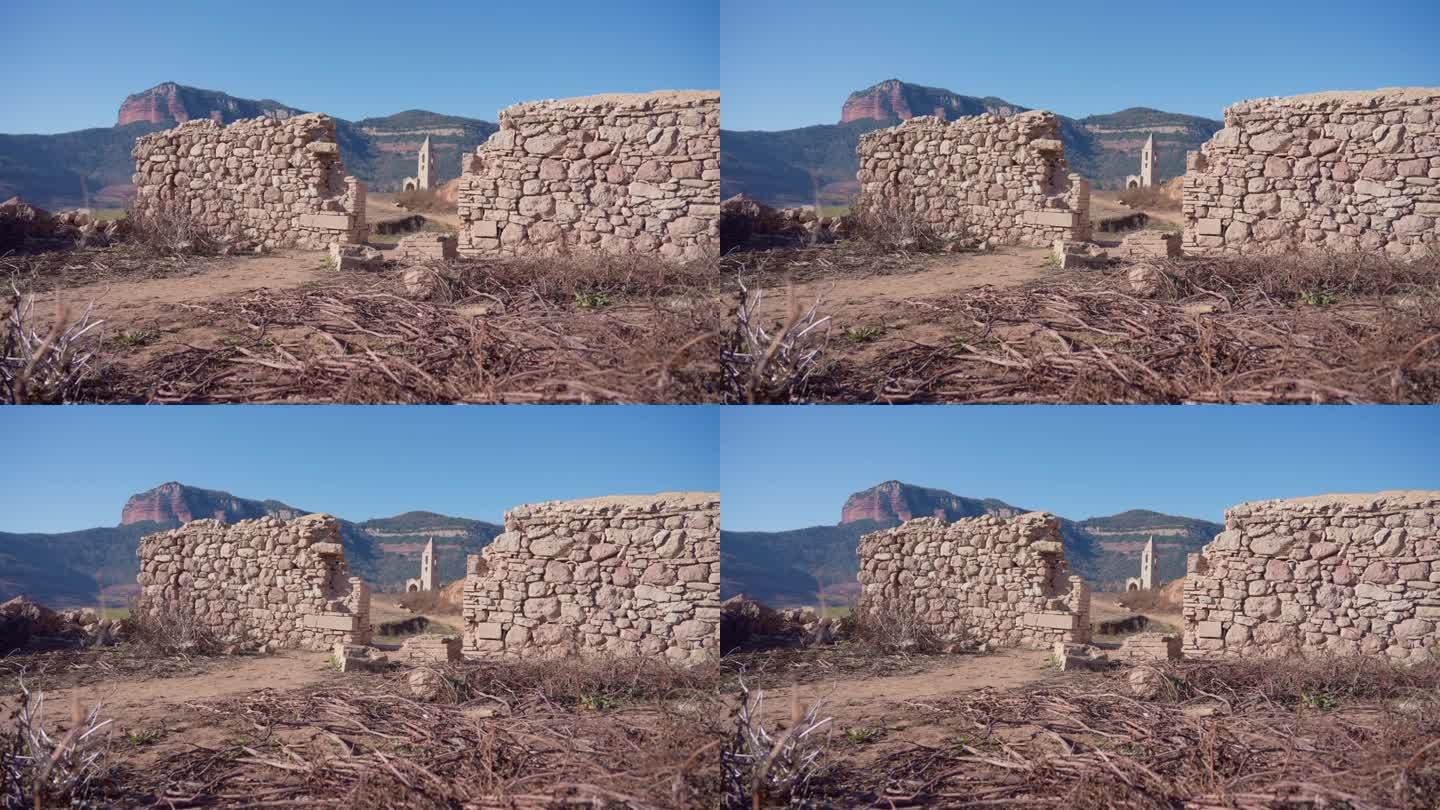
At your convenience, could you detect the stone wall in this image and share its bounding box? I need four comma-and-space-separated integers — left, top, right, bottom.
455, 91, 719, 261
462, 492, 719, 664
132, 113, 368, 250
856, 110, 1092, 247
1182, 88, 1440, 257
136, 513, 371, 651
857, 512, 1092, 649
1183, 491, 1440, 661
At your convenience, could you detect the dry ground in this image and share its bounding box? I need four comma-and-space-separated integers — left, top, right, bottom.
723, 221, 1440, 403
3, 645, 723, 808
723, 620, 1440, 809
5, 236, 719, 404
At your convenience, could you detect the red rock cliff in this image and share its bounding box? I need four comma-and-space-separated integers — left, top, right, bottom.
841, 79, 1027, 125
840, 481, 1021, 524
120, 482, 300, 526
841, 80, 916, 123
117, 83, 193, 126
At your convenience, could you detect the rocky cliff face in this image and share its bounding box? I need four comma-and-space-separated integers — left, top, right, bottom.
840, 79, 1024, 124
116, 82, 301, 127
119, 482, 301, 526
840, 480, 1021, 524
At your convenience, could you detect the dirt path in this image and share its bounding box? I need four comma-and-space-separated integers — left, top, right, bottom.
751, 246, 1053, 368
38, 250, 329, 326
1, 651, 333, 766
758, 649, 1055, 768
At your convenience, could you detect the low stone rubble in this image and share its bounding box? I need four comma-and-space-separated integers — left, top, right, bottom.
0, 596, 127, 654
1118, 230, 1182, 260
398, 633, 461, 664
0, 197, 130, 252
393, 232, 457, 263
1117, 632, 1182, 663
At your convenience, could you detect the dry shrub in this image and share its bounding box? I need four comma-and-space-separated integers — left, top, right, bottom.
392, 188, 456, 215
722, 276, 831, 403
849, 192, 949, 252
849, 594, 947, 655
436, 654, 720, 709
125, 196, 220, 257
1, 288, 104, 404
124, 596, 229, 657
722, 682, 833, 809
1, 684, 115, 809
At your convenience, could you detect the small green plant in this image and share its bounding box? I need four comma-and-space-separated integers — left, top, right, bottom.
844, 726, 884, 744
1045, 654, 1062, 670
842, 324, 884, 344
1301, 691, 1340, 711
126, 726, 166, 746
1300, 290, 1338, 307
578, 694, 620, 712
573, 291, 612, 310
1043, 253, 1062, 270
114, 329, 159, 349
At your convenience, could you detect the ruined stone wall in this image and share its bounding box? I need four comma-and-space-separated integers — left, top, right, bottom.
1184, 491, 1440, 661
857, 512, 1092, 649
132, 113, 367, 250
1183, 88, 1440, 257
456, 91, 719, 261
856, 110, 1092, 247
462, 493, 719, 664
137, 513, 371, 651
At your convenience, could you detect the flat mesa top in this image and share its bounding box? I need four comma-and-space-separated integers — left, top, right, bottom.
1244, 490, 1440, 509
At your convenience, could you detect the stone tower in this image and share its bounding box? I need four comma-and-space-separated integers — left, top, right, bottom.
405, 537, 439, 591
1125, 536, 1156, 591
1125, 134, 1157, 189
401, 137, 436, 192
418, 136, 434, 191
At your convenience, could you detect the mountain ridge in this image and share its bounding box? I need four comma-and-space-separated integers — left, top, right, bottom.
721, 481, 1221, 607
720, 78, 1222, 206
0, 481, 503, 606
0, 82, 499, 208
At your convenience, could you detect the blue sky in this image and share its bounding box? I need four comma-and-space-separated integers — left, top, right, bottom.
0, 406, 718, 532
0, 1, 718, 134
720, 406, 1440, 530
720, 0, 1440, 130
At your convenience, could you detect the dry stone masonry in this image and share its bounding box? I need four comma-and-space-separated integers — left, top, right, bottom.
456, 92, 719, 261
857, 512, 1092, 649
137, 514, 371, 651
1183, 88, 1440, 257
856, 110, 1092, 247
1184, 491, 1440, 661
132, 113, 368, 250
462, 493, 719, 664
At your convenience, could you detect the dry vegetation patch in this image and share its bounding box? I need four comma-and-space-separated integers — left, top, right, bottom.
9, 249, 719, 404
724, 247, 1440, 403
786, 656, 1440, 809
98, 657, 724, 808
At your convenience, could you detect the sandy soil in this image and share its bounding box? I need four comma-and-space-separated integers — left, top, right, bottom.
753, 246, 1055, 365
756, 649, 1055, 768
32, 250, 332, 375
1, 651, 333, 767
